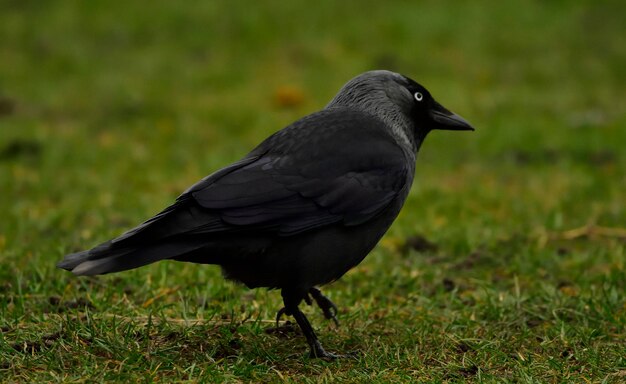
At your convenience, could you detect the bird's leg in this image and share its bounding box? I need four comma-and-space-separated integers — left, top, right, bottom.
281, 289, 340, 359
309, 287, 340, 327
291, 306, 339, 359
275, 292, 313, 327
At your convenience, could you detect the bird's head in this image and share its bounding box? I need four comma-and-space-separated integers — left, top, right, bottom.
327, 70, 474, 150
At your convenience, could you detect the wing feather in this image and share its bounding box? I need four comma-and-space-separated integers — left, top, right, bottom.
188, 108, 412, 235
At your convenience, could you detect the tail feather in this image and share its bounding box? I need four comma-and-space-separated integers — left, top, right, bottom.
57, 249, 92, 271
58, 198, 228, 276
58, 238, 209, 276
57, 239, 116, 271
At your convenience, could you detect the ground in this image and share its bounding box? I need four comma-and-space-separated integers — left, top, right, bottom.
1, 1, 625, 382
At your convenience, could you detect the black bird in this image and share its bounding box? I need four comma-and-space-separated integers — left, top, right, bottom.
58, 70, 473, 358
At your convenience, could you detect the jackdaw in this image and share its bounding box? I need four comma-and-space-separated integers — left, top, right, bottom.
58, 70, 473, 358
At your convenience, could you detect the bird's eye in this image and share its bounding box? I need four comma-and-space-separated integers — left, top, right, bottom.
414, 92, 423, 102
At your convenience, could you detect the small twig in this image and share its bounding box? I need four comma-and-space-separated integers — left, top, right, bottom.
552, 224, 626, 240
5, 313, 276, 333
89, 313, 276, 326
142, 287, 180, 308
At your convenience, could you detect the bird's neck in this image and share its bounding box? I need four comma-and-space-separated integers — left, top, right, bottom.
326, 101, 420, 153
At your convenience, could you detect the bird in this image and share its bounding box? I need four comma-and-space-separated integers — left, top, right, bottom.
58, 70, 473, 359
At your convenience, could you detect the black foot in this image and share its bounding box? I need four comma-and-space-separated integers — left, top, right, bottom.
309, 288, 340, 327
264, 322, 299, 337
277, 288, 340, 327
275, 307, 289, 328
311, 351, 355, 360
309, 340, 358, 360
309, 338, 339, 360
311, 350, 342, 360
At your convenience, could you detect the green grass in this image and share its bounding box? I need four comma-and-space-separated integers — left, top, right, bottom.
2, 0, 626, 382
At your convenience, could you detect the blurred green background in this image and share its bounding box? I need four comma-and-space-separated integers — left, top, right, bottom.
1, 1, 625, 382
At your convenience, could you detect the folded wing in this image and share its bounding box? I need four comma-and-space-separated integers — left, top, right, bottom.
189, 108, 411, 235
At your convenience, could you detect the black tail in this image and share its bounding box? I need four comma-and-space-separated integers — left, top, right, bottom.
58, 197, 226, 276
57, 238, 209, 275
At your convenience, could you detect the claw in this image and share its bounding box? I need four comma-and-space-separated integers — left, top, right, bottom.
309, 288, 340, 327
310, 351, 354, 360
309, 339, 357, 360
323, 300, 339, 327
310, 350, 341, 360
275, 307, 288, 328
276, 289, 339, 338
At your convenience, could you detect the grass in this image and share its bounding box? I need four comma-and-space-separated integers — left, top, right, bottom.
1, 0, 626, 382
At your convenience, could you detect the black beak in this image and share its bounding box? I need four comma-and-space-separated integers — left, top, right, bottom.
429, 101, 474, 131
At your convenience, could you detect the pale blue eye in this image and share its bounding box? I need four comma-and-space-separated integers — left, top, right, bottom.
414, 92, 423, 102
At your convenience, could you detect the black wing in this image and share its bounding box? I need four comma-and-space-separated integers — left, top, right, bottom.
186, 108, 412, 235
